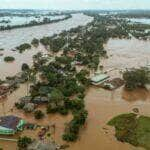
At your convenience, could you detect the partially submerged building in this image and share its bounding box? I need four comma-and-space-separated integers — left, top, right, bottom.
91, 72, 109, 85
101, 78, 124, 90
0, 85, 9, 99
27, 140, 60, 150
0, 115, 26, 135
32, 96, 49, 104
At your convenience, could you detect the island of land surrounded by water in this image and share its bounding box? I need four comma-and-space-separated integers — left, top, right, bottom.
1, 10, 150, 150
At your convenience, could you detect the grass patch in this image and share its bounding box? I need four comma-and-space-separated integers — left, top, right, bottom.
108, 113, 150, 150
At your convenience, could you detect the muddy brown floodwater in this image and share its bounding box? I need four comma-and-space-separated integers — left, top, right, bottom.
102, 38, 150, 78
0, 13, 93, 80
1, 38, 150, 149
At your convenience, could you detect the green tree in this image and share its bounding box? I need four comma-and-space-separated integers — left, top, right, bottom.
21, 63, 30, 72
17, 136, 32, 149
50, 88, 64, 106
34, 110, 44, 119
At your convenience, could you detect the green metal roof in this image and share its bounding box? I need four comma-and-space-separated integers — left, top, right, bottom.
91, 74, 109, 83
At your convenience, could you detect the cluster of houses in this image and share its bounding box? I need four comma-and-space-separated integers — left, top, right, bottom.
18, 96, 50, 113
0, 115, 61, 150
0, 73, 29, 135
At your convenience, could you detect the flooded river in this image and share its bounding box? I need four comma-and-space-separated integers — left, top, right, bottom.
0, 13, 93, 80
70, 38, 150, 150
1, 37, 150, 150
1, 14, 150, 149
0, 14, 92, 49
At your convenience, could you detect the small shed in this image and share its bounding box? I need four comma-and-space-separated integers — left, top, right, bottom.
0, 115, 26, 135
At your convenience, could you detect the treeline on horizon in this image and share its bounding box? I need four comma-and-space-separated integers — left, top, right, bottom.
0, 14, 72, 31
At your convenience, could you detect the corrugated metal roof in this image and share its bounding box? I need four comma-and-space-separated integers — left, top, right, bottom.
0, 116, 21, 130
91, 74, 109, 83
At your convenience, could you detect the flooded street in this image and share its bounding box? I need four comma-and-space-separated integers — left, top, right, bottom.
0, 83, 72, 150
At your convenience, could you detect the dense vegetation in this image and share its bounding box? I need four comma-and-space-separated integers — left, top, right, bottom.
108, 113, 150, 150
115, 10, 150, 18
0, 14, 71, 31
123, 67, 150, 90
87, 11, 150, 40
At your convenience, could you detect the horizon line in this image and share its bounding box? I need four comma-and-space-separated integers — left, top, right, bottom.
1, 8, 150, 11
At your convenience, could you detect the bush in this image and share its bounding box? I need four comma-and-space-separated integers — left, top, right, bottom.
21, 63, 30, 71
4, 56, 15, 62
34, 110, 44, 119
17, 136, 32, 149
62, 132, 78, 142
47, 104, 58, 114
16, 43, 31, 53
58, 107, 69, 115
15, 102, 25, 109
31, 38, 39, 47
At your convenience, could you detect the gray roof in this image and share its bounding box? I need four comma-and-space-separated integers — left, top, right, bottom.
0, 115, 21, 130
32, 96, 49, 104
27, 140, 59, 150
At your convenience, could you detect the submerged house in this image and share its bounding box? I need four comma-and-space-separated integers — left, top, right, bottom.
0, 85, 10, 99
27, 140, 60, 150
0, 115, 26, 135
91, 72, 109, 85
